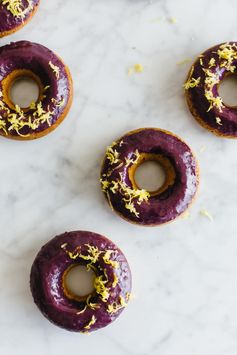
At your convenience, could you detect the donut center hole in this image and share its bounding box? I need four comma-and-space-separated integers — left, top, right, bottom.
65, 265, 96, 298
135, 160, 166, 192
10, 77, 40, 109
219, 74, 237, 107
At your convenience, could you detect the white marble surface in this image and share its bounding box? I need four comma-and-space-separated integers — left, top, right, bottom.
1, 0, 237, 354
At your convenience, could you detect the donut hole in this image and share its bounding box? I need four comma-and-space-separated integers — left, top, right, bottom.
218, 74, 237, 107
64, 265, 96, 300
10, 76, 40, 109
134, 160, 167, 192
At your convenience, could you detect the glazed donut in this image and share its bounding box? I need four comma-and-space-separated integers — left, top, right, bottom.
185, 42, 237, 138
100, 128, 199, 226
0, 0, 40, 37
30, 231, 132, 333
0, 41, 73, 140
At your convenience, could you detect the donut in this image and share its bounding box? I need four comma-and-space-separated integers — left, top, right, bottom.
100, 128, 199, 226
0, 0, 40, 37
30, 231, 132, 333
185, 42, 237, 138
0, 41, 73, 140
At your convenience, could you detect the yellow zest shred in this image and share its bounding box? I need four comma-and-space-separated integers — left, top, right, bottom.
107, 296, 127, 314
60, 243, 68, 249
101, 179, 110, 192
79, 244, 102, 265
103, 250, 119, 269
86, 295, 100, 310
51, 97, 65, 107
44, 85, 50, 92
217, 43, 237, 72
112, 273, 118, 288
2, 0, 33, 18
100, 176, 150, 218
110, 181, 119, 194
208, 58, 216, 68
128, 64, 144, 75
200, 209, 213, 222
184, 76, 201, 90
65, 247, 81, 260
84, 315, 96, 330
205, 91, 223, 112
49, 61, 60, 79
215, 117, 222, 125
202, 43, 237, 113
125, 149, 140, 167
76, 304, 87, 315
94, 275, 110, 302
0, 84, 65, 137
203, 68, 219, 87
106, 145, 120, 165
134, 64, 144, 73
126, 292, 134, 301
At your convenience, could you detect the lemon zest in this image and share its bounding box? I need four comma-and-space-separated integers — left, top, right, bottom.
208, 58, 216, 68
205, 91, 223, 112
200, 209, 213, 222
60, 243, 68, 249
103, 250, 119, 269
184, 76, 201, 90
128, 64, 144, 75
86, 295, 100, 310
84, 315, 96, 330
125, 149, 140, 167
106, 144, 120, 165
215, 117, 222, 125
49, 61, 60, 79
94, 275, 110, 302
2, 0, 33, 18
112, 273, 118, 288
76, 304, 87, 315
107, 296, 127, 314
217, 43, 237, 72
100, 177, 150, 218
134, 64, 144, 73
79, 244, 102, 264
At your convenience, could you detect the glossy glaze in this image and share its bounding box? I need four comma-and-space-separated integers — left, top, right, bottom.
0, 41, 72, 138
30, 231, 132, 333
185, 42, 237, 137
0, 0, 40, 35
101, 128, 199, 226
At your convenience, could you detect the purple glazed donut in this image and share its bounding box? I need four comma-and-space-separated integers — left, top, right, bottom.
0, 0, 40, 37
0, 41, 73, 140
100, 128, 199, 226
185, 42, 237, 138
30, 231, 132, 333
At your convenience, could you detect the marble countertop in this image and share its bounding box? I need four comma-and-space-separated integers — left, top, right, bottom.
1, 0, 237, 354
